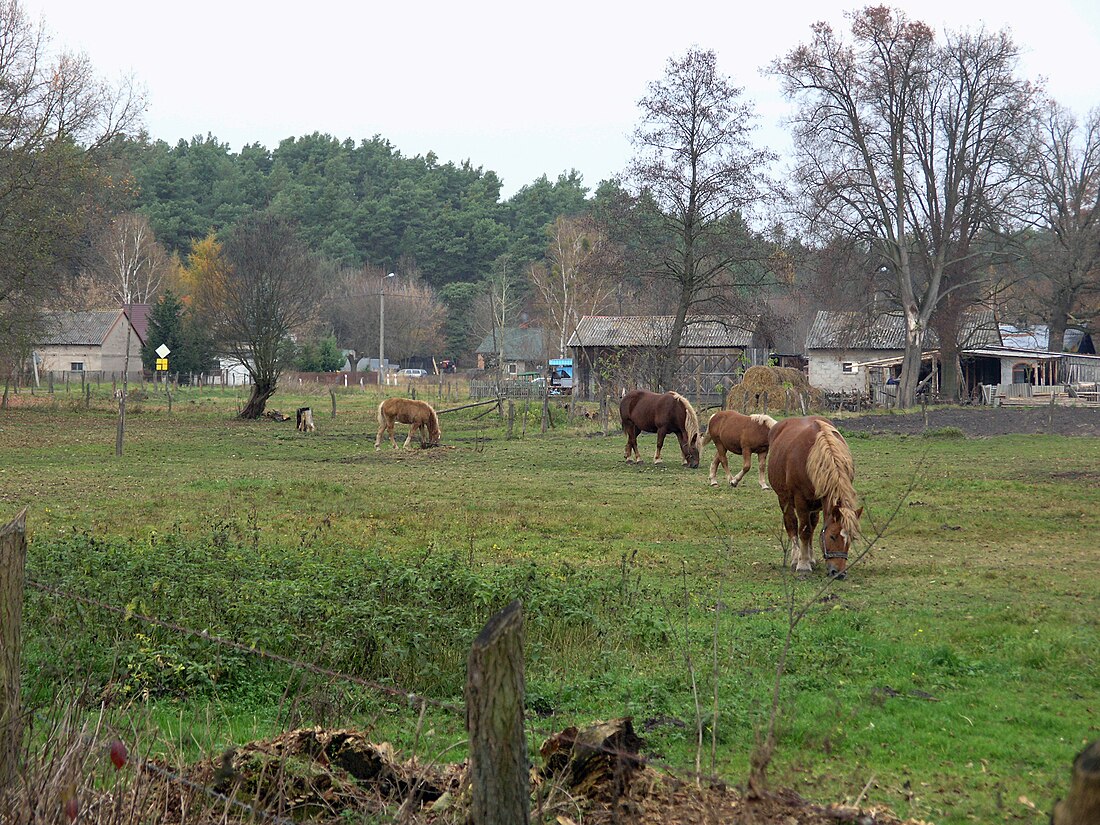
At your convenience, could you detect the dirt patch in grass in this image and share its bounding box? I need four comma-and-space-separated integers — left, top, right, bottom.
836, 406, 1100, 437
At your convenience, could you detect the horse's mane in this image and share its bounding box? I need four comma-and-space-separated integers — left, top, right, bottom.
426, 403, 441, 438
750, 413, 778, 429
669, 392, 699, 444
806, 422, 860, 536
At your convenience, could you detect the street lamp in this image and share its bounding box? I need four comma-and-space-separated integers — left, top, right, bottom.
379, 271, 396, 383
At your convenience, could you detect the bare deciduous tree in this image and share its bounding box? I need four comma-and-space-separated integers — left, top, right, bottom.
774, 6, 1037, 406
196, 214, 322, 418
1020, 102, 1100, 351
0, 0, 143, 365
91, 213, 171, 306
626, 48, 773, 388
529, 216, 620, 358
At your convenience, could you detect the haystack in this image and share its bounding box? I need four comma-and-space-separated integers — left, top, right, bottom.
725, 365, 822, 413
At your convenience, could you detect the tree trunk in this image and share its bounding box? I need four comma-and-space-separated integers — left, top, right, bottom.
896, 320, 927, 409
239, 380, 278, 419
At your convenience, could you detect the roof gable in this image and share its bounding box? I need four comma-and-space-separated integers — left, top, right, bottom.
567, 315, 758, 348
39, 310, 129, 347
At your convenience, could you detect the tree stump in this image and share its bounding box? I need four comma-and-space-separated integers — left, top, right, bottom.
1052, 740, 1100, 825
539, 718, 644, 798
465, 600, 528, 825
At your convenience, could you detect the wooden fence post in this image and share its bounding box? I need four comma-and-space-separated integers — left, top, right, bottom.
507, 401, 515, 439
466, 600, 529, 825
330, 389, 337, 419
1, 508, 28, 790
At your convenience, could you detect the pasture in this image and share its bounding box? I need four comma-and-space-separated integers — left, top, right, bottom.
1, 385, 1098, 823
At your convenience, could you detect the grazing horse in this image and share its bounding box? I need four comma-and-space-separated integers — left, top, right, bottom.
619, 390, 700, 468
375, 397, 441, 450
767, 416, 862, 579
701, 411, 776, 488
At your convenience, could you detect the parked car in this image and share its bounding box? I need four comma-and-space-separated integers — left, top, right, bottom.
398, 368, 428, 378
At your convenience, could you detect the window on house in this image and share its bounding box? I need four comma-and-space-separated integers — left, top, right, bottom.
508, 363, 517, 374
1012, 363, 1032, 384
70, 362, 84, 372
842, 362, 858, 374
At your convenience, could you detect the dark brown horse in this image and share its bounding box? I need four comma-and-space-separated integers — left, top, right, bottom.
767, 416, 862, 578
375, 397, 441, 449
701, 411, 776, 488
619, 390, 700, 468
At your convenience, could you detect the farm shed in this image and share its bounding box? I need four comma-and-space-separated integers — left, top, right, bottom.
34, 308, 146, 381
566, 315, 766, 401
474, 327, 548, 375
806, 310, 1001, 398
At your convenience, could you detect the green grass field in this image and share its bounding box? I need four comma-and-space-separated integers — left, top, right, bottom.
2, 384, 1098, 824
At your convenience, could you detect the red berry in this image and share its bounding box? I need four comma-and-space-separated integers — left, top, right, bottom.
109, 739, 128, 770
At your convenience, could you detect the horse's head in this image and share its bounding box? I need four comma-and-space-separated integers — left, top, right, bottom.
682, 434, 700, 469
820, 504, 863, 579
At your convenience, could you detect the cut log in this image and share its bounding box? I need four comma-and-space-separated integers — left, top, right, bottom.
1052, 740, 1100, 825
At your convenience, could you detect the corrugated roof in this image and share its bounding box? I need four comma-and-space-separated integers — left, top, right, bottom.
999, 324, 1088, 353
475, 327, 548, 361
807, 310, 1000, 351
567, 316, 757, 348
39, 310, 124, 346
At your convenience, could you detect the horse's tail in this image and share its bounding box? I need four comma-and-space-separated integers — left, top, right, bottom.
671, 392, 700, 445
807, 422, 860, 535
377, 399, 388, 426
750, 413, 778, 430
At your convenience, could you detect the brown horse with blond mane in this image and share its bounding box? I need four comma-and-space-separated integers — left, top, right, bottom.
619, 390, 700, 468
701, 411, 776, 488
375, 397, 441, 450
767, 416, 862, 579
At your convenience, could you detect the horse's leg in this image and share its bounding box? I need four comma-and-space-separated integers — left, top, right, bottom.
375, 417, 385, 451
388, 420, 399, 449
403, 424, 415, 448
623, 422, 637, 463
730, 447, 751, 487
779, 500, 802, 570
709, 443, 725, 486
757, 449, 771, 490
654, 428, 666, 463
806, 509, 821, 568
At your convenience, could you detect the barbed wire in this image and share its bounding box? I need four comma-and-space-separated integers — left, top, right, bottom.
25, 578, 465, 717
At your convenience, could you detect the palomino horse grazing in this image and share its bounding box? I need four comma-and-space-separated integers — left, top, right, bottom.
701, 411, 776, 488
767, 416, 862, 579
375, 397, 442, 450
619, 390, 700, 468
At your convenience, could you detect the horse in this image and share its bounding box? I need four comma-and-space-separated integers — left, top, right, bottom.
619, 390, 700, 468
701, 411, 776, 488
375, 397, 441, 450
766, 416, 862, 579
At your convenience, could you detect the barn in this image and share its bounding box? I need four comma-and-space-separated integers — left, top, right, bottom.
34, 308, 146, 382
566, 315, 767, 401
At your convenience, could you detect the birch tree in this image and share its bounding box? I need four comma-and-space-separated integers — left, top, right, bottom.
92, 213, 170, 306
529, 216, 620, 357
773, 7, 1036, 406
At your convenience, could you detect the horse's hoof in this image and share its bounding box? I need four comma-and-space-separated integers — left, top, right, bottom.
653, 459, 663, 464
709, 479, 718, 487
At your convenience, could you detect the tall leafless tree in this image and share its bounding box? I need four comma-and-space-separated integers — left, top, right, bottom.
774, 7, 1037, 406
91, 213, 170, 306
196, 213, 322, 418
626, 48, 773, 388
1020, 102, 1100, 351
529, 216, 621, 358
0, 0, 143, 367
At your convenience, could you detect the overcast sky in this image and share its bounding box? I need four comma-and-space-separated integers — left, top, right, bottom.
21, 0, 1100, 198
